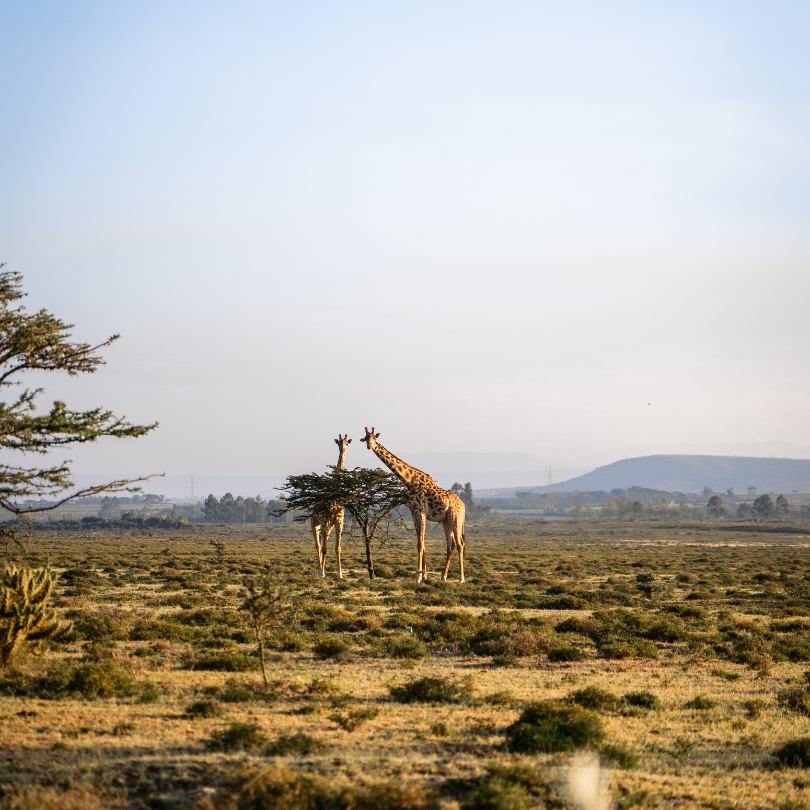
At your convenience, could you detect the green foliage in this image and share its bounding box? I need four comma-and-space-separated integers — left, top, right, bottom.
211, 766, 442, 810
239, 572, 287, 685
382, 636, 428, 659
189, 652, 260, 672
601, 742, 639, 769
279, 466, 409, 579
569, 685, 620, 711
266, 731, 324, 756
504, 700, 604, 753
775, 738, 810, 768
220, 684, 260, 702
0, 565, 71, 667
206, 721, 268, 752
684, 695, 717, 710
129, 619, 206, 643
623, 691, 659, 709
390, 675, 474, 704
460, 765, 549, 810
744, 699, 766, 718
329, 707, 378, 731
313, 636, 350, 661
203, 493, 277, 523
2, 660, 139, 700
0, 269, 156, 515
185, 699, 224, 719
780, 689, 810, 716
547, 646, 585, 662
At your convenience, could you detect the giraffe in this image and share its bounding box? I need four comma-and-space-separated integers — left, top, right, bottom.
311, 434, 351, 579
360, 427, 465, 583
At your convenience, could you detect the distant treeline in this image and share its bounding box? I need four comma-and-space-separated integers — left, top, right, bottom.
481, 486, 686, 511
202, 493, 290, 524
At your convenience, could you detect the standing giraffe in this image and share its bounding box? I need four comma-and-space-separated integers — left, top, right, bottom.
311, 434, 351, 579
360, 427, 465, 583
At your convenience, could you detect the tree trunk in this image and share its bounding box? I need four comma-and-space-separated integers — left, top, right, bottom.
363, 529, 375, 579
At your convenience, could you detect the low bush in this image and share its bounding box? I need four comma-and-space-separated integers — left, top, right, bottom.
684, 695, 716, 710
390, 676, 474, 704
307, 677, 338, 695
744, 698, 766, 718
206, 721, 268, 752
599, 638, 657, 660
329, 707, 379, 731
130, 620, 206, 643
210, 765, 442, 810
460, 764, 550, 810
547, 646, 584, 662
266, 731, 323, 756
505, 701, 604, 753
623, 691, 659, 709
220, 684, 259, 702
188, 652, 260, 672
67, 614, 128, 642
569, 686, 620, 711
383, 636, 428, 659
185, 699, 224, 719
780, 689, 810, 716
601, 742, 639, 769
313, 636, 350, 661
711, 668, 741, 681
775, 738, 810, 768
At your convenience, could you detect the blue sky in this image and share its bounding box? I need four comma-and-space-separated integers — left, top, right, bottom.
2, 2, 809, 494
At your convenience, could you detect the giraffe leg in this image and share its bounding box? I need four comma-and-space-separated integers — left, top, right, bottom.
457, 526, 465, 584
335, 513, 344, 579
441, 520, 454, 581
412, 511, 426, 582
322, 523, 334, 578
312, 521, 325, 578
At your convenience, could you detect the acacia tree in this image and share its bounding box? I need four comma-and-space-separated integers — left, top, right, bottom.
0, 268, 157, 523
277, 466, 409, 579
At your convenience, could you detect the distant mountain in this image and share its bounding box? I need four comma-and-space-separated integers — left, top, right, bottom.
546, 455, 810, 495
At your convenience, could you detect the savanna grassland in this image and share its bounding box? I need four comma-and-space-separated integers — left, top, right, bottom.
2, 519, 810, 810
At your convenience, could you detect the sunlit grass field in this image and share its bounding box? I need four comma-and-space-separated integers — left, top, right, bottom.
2, 518, 810, 809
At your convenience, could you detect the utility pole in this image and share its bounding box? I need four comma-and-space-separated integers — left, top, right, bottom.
547, 465, 553, 512
189, 474, 195, 505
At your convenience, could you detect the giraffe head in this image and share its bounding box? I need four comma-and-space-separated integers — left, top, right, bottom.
334, 434, 352, 452
361, 426, 381, 451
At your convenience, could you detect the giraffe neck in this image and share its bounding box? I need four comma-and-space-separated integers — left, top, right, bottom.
372, 442, 428, 486
336, 447, 347, 470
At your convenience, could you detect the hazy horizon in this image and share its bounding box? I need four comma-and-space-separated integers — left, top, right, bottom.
2, 2, 809, 489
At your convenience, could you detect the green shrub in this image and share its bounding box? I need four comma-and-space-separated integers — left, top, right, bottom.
599, 639, 657, 660
206, 721, 268, 752
460, 765, 548, 810
432, 722, 451, 737
547, 646, 584, 662
569, 686, 620, 711
220, 684, 259, 702
711, 668, 741, 681
390, 676, 474, 704
623, 691, 659, 709
185, 699, 224, 719
684, 695, 716, 710
306, 677, 338, 695
484, 690, 516, 706
601, 742, 639, 769
644, 619, 691, 643
329, 707, 378, 731
266, 732, 323, 756
505, 701, 604, 753
773, 638, 810, 662
780, 689, 810, 716
68, 614, 127, 642
138, 681, 162, 703
775, 738, 810, 768
211, 766, 442, 810
188, 652, 260, 672
744, 699, 766, 718
69, 661, 137, 699
130, 620, 205, 643
384, 636, 428, 659
460, 777, 529, 810
313, 636, 350, 661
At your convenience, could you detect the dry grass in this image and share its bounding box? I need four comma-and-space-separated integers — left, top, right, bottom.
1, 519, 809, 808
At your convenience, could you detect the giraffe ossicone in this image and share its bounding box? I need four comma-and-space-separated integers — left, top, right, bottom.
311, 434, 351, 579
361, 426, 465, 583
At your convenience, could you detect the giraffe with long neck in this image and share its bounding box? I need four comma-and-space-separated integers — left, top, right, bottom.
311, 434, 351, 579
361, 427, 465, 583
